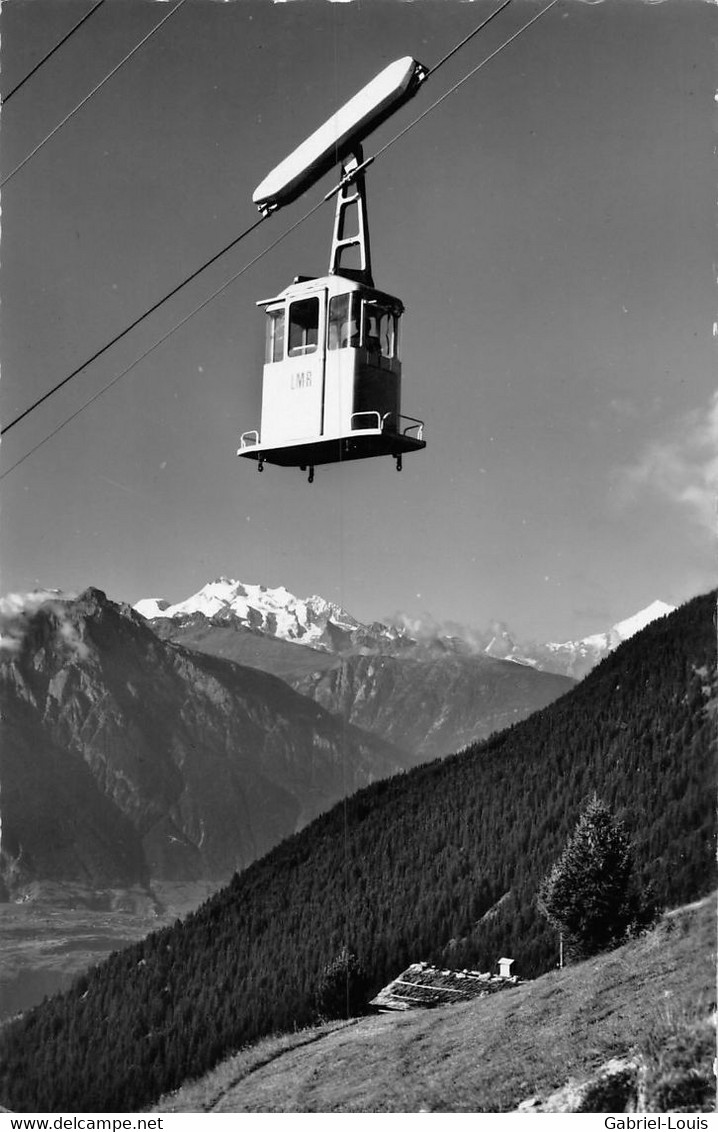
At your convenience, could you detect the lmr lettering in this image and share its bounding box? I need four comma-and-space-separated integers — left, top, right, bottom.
290, 372, 312, 389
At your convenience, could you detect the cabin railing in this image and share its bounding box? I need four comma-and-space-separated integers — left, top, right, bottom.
350, 411, 389, 432
239, 430, 259, 449
350, 412, 424, 440
399, 415, 424, 441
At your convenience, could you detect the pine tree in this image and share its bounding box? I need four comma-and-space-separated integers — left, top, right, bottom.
537, 795, 653, 960
315, 947, 369, 1020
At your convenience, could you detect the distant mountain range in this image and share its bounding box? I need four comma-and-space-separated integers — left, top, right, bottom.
135, 580, 675, 755
135, 578, 577, 760
135, 577, 676, 679
135, 580, 410, 658
482, 599, 677, 679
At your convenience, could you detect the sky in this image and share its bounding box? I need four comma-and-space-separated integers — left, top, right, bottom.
0, 0, 715, 642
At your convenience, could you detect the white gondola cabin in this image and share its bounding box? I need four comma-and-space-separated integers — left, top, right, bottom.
238, 56, 427, 480
239, 273, 424, 476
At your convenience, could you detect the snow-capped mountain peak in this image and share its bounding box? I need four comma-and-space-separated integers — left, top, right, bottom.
610, 599, 676, 643
539, 599, 676, 678
552, 599, 676, 652
134, 597, 171, 619
134, 577, 363, 649
135, 579, 678, 677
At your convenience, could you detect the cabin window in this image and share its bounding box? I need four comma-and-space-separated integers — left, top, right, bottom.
364, 305, 399, 360
328, 293, 360, 350
265, 307, 285, 363
288, 297, 319, 356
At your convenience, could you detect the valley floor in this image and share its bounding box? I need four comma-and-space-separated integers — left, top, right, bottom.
153, 895, 716, 1114
0, 881, 222, 1022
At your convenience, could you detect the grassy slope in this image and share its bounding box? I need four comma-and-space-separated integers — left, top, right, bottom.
154, 895, 716, 1114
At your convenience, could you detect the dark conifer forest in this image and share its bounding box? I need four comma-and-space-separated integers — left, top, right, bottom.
1, 592, 714, 1113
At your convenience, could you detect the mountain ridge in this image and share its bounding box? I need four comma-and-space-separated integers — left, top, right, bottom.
136, 603, 576, 761
133, 577, 676, 678
132, 579, 676, 757
285, 651, 574, 760
0, 587, 418, 900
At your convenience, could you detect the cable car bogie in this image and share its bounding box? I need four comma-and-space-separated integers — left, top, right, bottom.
252, 57, 427, 216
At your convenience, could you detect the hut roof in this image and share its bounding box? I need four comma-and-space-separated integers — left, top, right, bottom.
370, 961, 520, 1012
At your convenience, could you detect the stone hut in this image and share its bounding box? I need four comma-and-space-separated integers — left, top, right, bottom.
370, 957, 521, 1012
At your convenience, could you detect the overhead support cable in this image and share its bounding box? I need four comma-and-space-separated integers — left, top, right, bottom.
3, 3, 519, 437
0, 197, 328, 482
1, 0, 188, 186
426, 0, 514, 79
368, 0, 562, 169
2, 0, 562, 475
2, 214, 267, 437
2, 0, 107, 104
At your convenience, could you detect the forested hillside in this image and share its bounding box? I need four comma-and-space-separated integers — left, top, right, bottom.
1, 592, 714, 1114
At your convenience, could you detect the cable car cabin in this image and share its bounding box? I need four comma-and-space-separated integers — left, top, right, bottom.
237, 274, 425, 477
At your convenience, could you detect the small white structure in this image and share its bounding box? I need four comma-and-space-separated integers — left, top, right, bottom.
498, 957, 514, 978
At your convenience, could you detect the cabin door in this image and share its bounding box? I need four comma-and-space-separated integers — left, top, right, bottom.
260, 293, 326, 445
